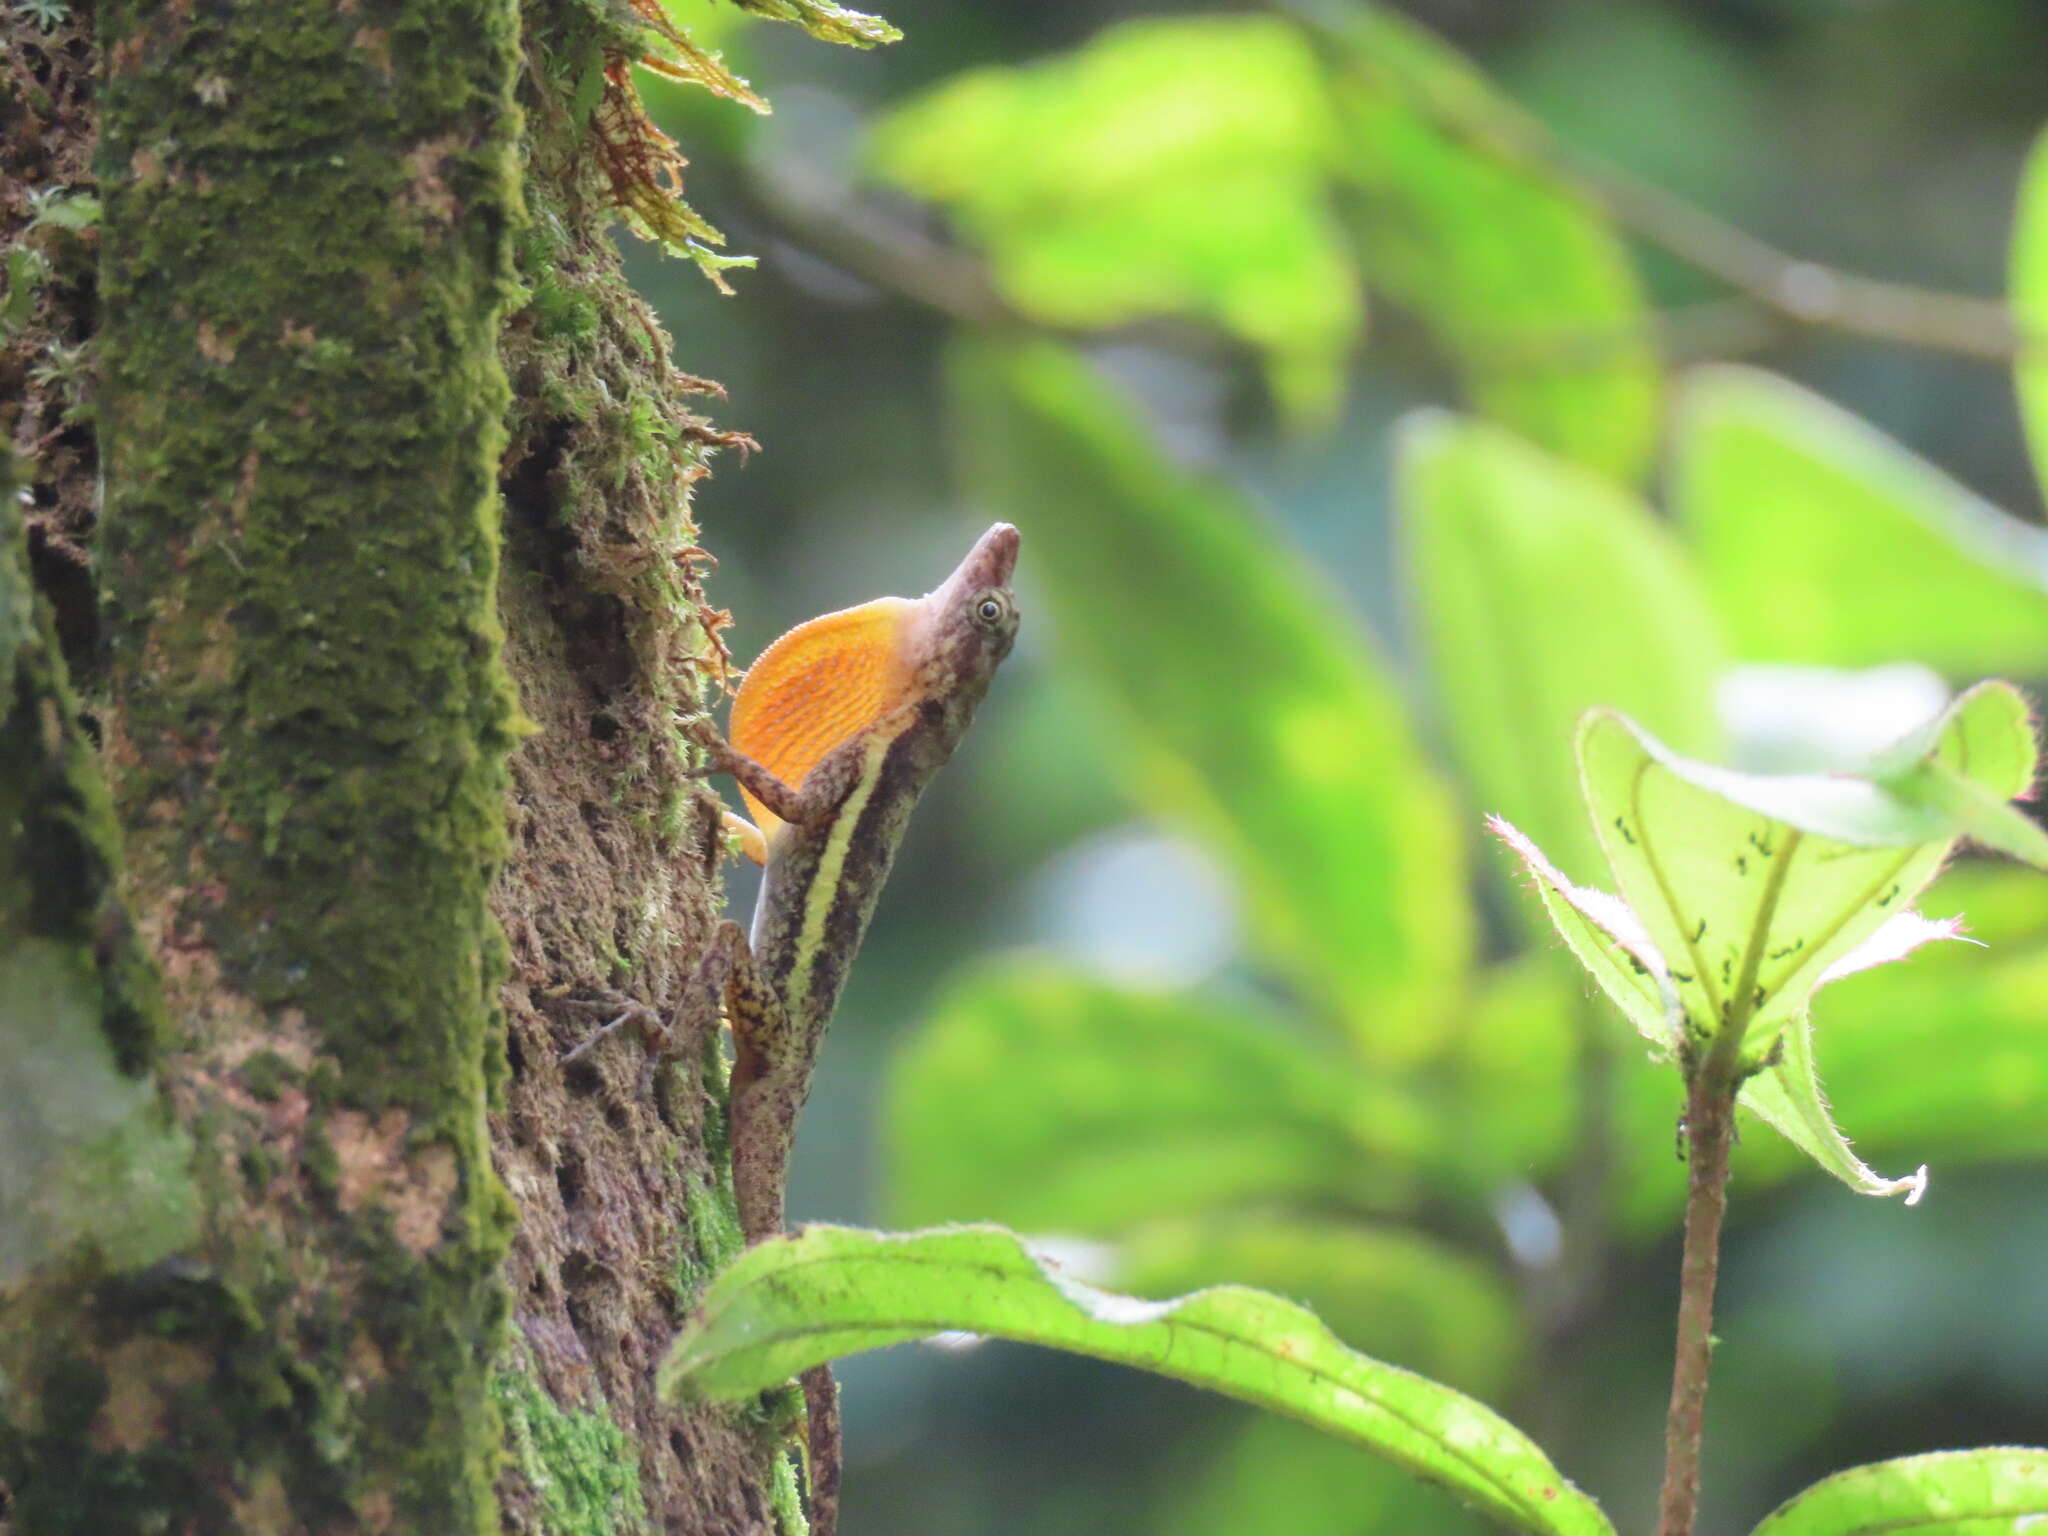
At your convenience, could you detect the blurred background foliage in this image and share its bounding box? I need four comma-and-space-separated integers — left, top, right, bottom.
624, 2, 2048, 1532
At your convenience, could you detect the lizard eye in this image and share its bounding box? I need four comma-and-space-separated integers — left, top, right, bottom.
973, 593, 1008, 627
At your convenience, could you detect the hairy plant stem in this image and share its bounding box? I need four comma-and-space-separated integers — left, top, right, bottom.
1655, 1026, 1745, 1536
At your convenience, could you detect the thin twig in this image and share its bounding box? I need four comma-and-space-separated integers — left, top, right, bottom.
745, 154, 1019, 329
1571, 152, 2022, 363
1275, 0, 2028, 365
739, 4, 2031, 379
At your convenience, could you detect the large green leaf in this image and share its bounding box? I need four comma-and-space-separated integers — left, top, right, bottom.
662, 1225, 1614, 1536
1313, 6, 1659, 480
1115, 1213, 1523, 1399
1750, 1449, 2048, 1536
1673, 366, 2048, 674
1402, 413, 1722, 885
887, 963, 1429, 1234
872, 16, 1358, 423
2011, 126, 2048, 503
1441, 956, 1580, 1187
951, 338, 1471, 1060
1579, 684, 2043, 1062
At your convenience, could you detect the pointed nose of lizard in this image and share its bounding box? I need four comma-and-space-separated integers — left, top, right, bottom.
950, 522, 1019, 592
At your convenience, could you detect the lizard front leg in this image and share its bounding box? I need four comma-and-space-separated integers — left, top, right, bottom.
712, 918, 798, 1246
686, 723, 823, 830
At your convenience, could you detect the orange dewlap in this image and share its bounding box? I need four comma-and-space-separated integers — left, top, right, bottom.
728, 596, 919, 851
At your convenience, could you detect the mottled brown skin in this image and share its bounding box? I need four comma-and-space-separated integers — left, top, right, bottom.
692, 523, 1021, 1536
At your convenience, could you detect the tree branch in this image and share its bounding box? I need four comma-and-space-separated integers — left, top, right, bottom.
1567, 150, 2022, 363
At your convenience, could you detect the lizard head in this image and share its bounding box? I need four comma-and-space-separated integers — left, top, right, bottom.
911, 522, 1021, 698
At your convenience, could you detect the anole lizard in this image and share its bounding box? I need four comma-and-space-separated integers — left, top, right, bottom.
577, 522, 1019, 1536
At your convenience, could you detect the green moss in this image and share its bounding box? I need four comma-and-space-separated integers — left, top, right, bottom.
299, 1122, 339, 1198
495, 1367, 647, 1536
668, 1023, 745, 1311
768, 1447, 809, 1536
238, 1049, 293, 1102
238, 1144, 283, 1187
0, 1352, 224, 1534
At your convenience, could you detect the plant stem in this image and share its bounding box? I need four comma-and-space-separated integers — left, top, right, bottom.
1655, 1034, 1743, 1536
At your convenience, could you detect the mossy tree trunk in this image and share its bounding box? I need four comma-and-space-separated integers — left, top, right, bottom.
1, 1, 776, 1531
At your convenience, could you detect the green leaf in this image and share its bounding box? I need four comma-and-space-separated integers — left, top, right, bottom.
1488, 816, 1678, 1054
872, 16, 1358, 424
888, 963, 1429, 1235
1401, 413, 1723, 886
1738, 1008, 1929, 1204
1673, 366, 2048, 674
662, 1225, 1614, 1536
2012, 126, 2048, 503
950, 337, 1471, 1060
1615, 920, 2048, 1231
1750, 1449, 2048, 1536
26, 189, 100, 234
723, 0, 898, 47
1313, 7, 1659, 480
1578, 687, 2041, 1060
1869, 682, 2048, 870
1115, 1214, 1523, 1399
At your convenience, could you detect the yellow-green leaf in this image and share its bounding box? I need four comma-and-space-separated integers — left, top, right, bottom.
888, 963, 1428, 1235
873, 16, 1357, 424
1751, 1449, 2048, 1536
662, 1225, 1614, 1536
1315, 7, 1659, 479
1402, 413, 1722, 886
2011, 126, 2048, 502
1673, 367, 2048, 674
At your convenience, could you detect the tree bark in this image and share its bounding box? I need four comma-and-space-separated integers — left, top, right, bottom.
1, 1, 777, 1530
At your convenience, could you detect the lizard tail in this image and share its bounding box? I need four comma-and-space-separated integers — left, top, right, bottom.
801, 1363, 843, 1536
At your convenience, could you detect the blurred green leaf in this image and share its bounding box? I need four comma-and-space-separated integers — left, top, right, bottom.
1443, 955, 1580, 1185
1311, 5, 1660, 480
662, 1224, 1615, 1536
1116, 1213, 1522, 1399
1750, 1449, 2048, 1536
951, 337, 1471, 1060
888, 962, 1428, 1235
2011, 126, 2048, 502
1157, 1413, 1489, 1536
1401, 413, 1723, 886
1672, 366, 2048, 674
873, 16, 1358, 423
